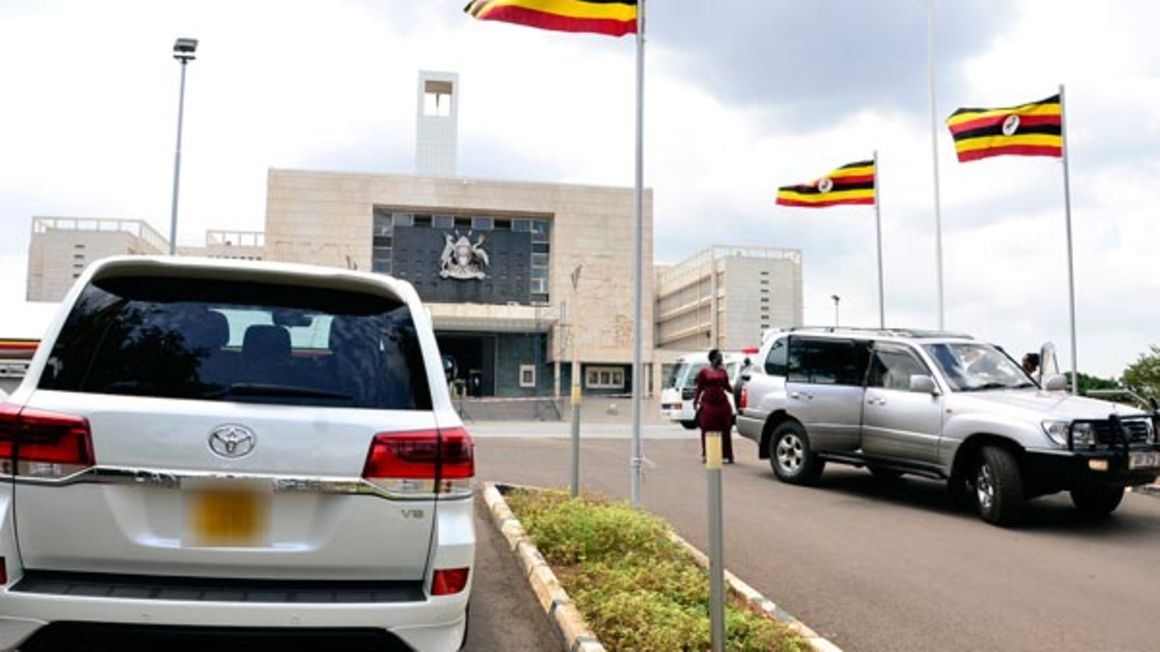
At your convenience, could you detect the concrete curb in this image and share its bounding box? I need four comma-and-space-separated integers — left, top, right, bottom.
666, 531, 843, 652
481, 483, 606, 652
482, 482, 844, 652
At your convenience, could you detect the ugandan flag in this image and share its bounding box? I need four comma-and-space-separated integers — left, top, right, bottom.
947, 94, 1063, 163
776, 160, 876, 208
464, 0, 637, 37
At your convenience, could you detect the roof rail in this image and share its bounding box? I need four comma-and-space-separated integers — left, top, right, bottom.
762, 326, 974, 341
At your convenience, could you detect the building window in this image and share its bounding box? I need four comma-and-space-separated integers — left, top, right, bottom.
423, 80, 453, 116
519, 365, 536, 388
433, 215, 454, 229
586, 366, 625, 390
472, 217, 493, 230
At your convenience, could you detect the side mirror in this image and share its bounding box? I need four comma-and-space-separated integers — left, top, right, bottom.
909, 374, 939, 395
1044, 374, 1068, 392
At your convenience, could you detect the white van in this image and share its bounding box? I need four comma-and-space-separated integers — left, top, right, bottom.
660, 351, 751, 429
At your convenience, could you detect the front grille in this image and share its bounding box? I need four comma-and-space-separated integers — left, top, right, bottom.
13, 570, 425, 604
1092, 418, 1152, 446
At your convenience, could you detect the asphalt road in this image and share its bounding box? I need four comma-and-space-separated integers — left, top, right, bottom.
464, 496, 560, 651
474, 428, 1160, 652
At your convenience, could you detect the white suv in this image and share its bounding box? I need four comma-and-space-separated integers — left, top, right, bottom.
0, 257, 474, 650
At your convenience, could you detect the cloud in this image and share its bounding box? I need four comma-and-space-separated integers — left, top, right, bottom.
649, 0, 1015, 129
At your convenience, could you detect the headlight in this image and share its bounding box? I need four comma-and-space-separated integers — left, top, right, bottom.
1042, 420, 1096, 448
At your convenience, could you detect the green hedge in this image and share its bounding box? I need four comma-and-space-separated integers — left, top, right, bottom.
506, 489, 807, 652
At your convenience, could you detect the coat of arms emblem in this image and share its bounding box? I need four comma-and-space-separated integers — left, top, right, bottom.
439, 230, 490, 280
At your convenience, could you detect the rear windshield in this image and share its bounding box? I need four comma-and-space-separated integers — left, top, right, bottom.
39, 275, 432, 410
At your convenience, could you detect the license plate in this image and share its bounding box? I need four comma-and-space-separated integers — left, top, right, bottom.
1129, 452, 1160, 470
187, 481, 270, 547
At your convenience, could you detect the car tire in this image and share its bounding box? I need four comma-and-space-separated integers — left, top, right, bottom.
768, 421, 824, 485
680, 420, 699, 430
974, 446, 1023, 526
1070, 486, 1124, 517
868, 465, 903, 481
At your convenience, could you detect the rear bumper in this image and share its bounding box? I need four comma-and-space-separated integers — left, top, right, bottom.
736, 414, 764, 443
1025, 447, 1160, 494
0, 583, 467, 651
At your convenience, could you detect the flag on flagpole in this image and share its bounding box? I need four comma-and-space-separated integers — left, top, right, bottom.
776, 160, 876, 208
946, 94, 1063, 162
464, 0, 638, 37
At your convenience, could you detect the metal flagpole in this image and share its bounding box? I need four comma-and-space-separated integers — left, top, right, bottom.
1059, 83, 1078, 395
629, 0, 646, 508
874, 150, 885, 329
927, 0, 946, 329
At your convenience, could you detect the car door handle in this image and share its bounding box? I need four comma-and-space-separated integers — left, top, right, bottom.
790, 392, 813, 400
867, 397, 886, 406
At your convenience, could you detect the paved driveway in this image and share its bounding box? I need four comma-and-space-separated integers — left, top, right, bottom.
475, 431, 1160, 652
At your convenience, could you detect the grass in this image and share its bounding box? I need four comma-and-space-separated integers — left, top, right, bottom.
505, 488, 808, 652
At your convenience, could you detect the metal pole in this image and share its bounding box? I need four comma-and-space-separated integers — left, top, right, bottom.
706, 430, 726, 651
630, 0, 645, 508
570, 271, 582, 498
169, 59, 189, 256
927, 0, 945, 329
1059, 83, 1079, 395
874, 150, 885, 329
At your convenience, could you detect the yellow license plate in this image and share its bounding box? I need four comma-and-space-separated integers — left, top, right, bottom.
188, 484, 270, 547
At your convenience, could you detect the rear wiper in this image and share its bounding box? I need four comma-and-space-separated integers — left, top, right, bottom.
206, 383, 353, 401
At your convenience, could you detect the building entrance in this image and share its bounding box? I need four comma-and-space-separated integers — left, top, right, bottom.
436, 333, 496, 397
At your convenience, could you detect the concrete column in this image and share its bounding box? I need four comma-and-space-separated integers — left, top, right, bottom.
553, 360, 561, 399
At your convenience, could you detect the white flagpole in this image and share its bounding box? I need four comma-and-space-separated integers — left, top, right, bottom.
629, 0, 646, 507
874, 151, 885, 329
927, 0, 946, 330
1059, 83, 1078, 395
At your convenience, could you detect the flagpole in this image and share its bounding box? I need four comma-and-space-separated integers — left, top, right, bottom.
1059, 83, 1078, 395
874, 150, 885, 329
629, 0, 645, 508
927, 0, 946, 330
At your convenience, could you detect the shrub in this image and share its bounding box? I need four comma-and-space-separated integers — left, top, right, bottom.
505, 489, 807, 652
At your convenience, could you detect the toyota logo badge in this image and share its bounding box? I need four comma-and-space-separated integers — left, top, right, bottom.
208, 424, 257, 458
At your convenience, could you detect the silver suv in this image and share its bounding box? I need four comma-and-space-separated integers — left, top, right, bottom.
737, 328, 1160, 526
0, 257, 473, 650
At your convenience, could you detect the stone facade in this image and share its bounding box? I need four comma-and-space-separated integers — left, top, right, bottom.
26, 217, 168, 302
265, 169, 656, 396
656, 246, 803, 352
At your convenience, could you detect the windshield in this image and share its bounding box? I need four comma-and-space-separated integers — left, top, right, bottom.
681, 362, 709, 389
923, 343, 1036, 392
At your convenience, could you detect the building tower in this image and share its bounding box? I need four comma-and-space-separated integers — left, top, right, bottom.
415, 71, 459, 177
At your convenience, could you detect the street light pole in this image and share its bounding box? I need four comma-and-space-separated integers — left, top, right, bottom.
169, 37, 198, 256
831, 295, 840, 328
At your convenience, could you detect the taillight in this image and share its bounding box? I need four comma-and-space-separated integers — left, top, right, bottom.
739, 386, 748, 410
362, 427, 474, 498
0, 404, 94, 479
431, 567, 470, 596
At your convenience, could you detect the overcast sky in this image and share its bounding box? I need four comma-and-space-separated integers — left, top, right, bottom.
2, 0, 1159, 377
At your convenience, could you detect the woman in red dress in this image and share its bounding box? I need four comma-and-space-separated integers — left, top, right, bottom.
693, 349, 735, 463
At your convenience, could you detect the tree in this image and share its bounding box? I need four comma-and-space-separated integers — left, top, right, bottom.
1076, 372, 1120, 395
1123, 345, 1160, 400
